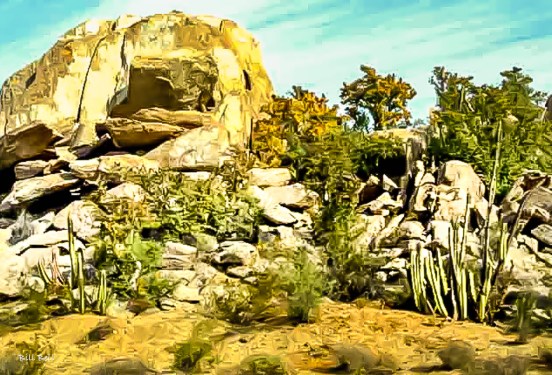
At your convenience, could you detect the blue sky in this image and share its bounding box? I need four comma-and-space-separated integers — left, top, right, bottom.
0, 0, 551, 119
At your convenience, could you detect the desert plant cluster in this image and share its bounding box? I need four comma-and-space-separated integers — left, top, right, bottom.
2, 61, 552, 374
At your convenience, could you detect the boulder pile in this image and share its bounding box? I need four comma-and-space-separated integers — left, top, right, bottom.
0, 11, 550, 323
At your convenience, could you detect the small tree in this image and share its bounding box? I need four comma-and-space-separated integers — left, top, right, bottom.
252, 86, 343, 167
340, 65, 417, 131
428, 66, 552, 200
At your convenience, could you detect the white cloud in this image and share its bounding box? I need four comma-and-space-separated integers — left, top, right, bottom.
1, 0, 551, 119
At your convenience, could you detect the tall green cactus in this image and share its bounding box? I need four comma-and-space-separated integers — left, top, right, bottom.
409, 117, 511, 323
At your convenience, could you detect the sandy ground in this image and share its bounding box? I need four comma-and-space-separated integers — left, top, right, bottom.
1, 299, 552, 374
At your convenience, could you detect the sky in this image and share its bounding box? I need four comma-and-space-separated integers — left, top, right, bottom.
0, 0, 551, 120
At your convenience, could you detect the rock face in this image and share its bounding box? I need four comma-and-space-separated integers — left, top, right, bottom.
0, 12, 273, 170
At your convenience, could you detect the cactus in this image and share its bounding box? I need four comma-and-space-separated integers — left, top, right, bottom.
36, 215, 97, 314
409, 117, 512, 323
96, 270, 108, 315
76, 249, 86, 314
478, 119, 504, 322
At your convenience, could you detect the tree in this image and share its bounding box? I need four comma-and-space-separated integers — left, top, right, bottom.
340, 65, 417, 131
251, 86, 343, 167
428, 66, 552, 200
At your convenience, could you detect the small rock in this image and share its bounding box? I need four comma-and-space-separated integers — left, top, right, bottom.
103, 182, 147, 203
532, 224, 552, 246
30, 211, 55, 235
438, 340, 475, 370
248, 168, 291, 187
247, 185, 297, 225
172, 283, 201, 302
213, 241, 258, 266
437, 160, 485, 202
397, 220, 425, 240
263, 183, 319, 209
53, 201, 101, 241
0, 255, 31, 297
14, 160, 49, 180
0, 173, 80, 212
9, 230, 70, 255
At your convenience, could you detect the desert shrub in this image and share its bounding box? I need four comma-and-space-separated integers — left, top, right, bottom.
172, 339, 213, 372
205, 272, 278, 325
428, 66, 552, 200
238, 354, 288, 375
87, 165, 262, 301
278, 248, 325, 323
252, 86, 342, 167
170, 320, 223, 372
133, 168, 262, 242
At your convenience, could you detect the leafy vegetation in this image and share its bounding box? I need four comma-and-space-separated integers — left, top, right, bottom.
237, 354, 288, 375
278, 248, 325, 323
341, 65, 417, 131
86, 164, 262, 303
171, 321, 218, 373
428, 66, 552, 200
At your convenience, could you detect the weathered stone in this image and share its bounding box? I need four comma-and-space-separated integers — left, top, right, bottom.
68, 159, 100, 180
263, 183, 319, 209
101, 117, 185, 148
157, 269, 196, 284
172, 283, 201, 302
437, 160, 485, 202
69, 154, 159, 183
0, 13, 273, 170
397, 221, 425, 240
247, 185, 297, 225
409, 182, 436, 213
0, 255, 30, 297
433, 185, 470, 221
352, 215, 386, 251
193, 262, 230, 287
129, 107, 217, 127
248, 168, 291, 187
162, 242, 197, 270
374, 214, 405, 248
145, 127, 231, 171
429, 220, 457, 249
474, 198, 499, 228
30, 211, 55, 235
531, 224, 552, 246
365, 192, 402, 214
213, 241, 258, 266
0, 173, 79, 212
8, 230, 70, 255
103, 182, 147, 203
0, 228, 11, 252
53, 200, 101, 241
14, 160, 49, 180
515, 187, 552, 225
381, 174, 398, 192
0, 122, 60, 170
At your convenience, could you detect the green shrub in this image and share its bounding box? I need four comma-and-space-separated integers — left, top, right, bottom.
172, 339, 213, 372
428, 66, 552, 200
87, 165, 262, 302
238, 354, 287, 375
205, 276, 277, 325
279, 248, 325, 323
